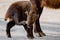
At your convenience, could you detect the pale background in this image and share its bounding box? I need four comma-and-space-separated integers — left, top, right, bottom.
0, 0, 60, 40
0, 0, 60, 23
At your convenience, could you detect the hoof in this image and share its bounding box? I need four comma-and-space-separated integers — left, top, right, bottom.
7, 34, 11, 38
27, 35, 34, 39
8, 36, 11, 38
39, 32, 46, 37
7, 36, 11, 38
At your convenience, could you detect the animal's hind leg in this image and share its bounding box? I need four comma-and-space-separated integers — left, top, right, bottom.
6, 20, 15, 38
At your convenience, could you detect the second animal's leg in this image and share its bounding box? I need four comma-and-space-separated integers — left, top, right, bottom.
34, 8, 46, 37
6, 20, 15, 38
34, 18, 46, 37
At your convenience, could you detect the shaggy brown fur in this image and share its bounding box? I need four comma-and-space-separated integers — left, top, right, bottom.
5, 1, 35, 38
30, 0, 60, 38
30, 0, 60, 9
4, 1, 45, 39
6, 0, 59, 38
44, 0, 60, 8
5, 1, 31, 21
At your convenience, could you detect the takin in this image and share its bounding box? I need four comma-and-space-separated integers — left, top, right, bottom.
30, 0, 60, 38
4, 1, 45, 39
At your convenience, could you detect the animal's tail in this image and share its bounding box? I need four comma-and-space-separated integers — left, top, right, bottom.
4, 11, 10, 21
4, 14, 8, 21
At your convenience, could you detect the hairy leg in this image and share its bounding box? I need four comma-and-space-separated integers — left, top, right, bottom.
34, 18, 46, 37
23, 24, 34, 39
6, 20, 15, 38
24, 11, 37, 38
34, 7, 46, 37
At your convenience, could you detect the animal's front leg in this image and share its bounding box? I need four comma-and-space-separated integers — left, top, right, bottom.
34, 18, 46, 37
26, 13, 35, 39
23, 24, 34, 39
26, 23, 34, 39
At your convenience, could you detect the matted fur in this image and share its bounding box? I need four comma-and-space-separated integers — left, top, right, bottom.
4, 1, 33, 38
30, 0, 60, 38
5, 1, 31, 22
43, 0, 60, 8
5, 1, 44, 38
30, 0, 60, 9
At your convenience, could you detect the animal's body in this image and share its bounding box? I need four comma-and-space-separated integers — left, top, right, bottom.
5, 0, 60, 39
5, 1, 31, 24
5, 1, 46, 39
30, 0, 60, 38
5, 1, 33, 38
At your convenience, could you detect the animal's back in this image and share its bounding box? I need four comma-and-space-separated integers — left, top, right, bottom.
41, 0, 60, 9
4, 1, 31, 21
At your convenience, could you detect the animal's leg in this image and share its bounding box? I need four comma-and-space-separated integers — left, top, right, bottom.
34, 7, 46, 37
24, 12, 36, 38
34, 18, 46, 37
23, 24, 34, 39
6, 20, 15, 38
27, 25, 34, 39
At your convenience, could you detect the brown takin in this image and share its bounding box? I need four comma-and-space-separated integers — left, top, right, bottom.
30, 0, 60, 38
4, 1, 46, 39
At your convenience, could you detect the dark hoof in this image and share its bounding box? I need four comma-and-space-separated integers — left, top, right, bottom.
39, 32, 46, 37
7, 34, 11, 38
7, 35, 11, 38
27, 35, 34, 39
8, 36, 11, 38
